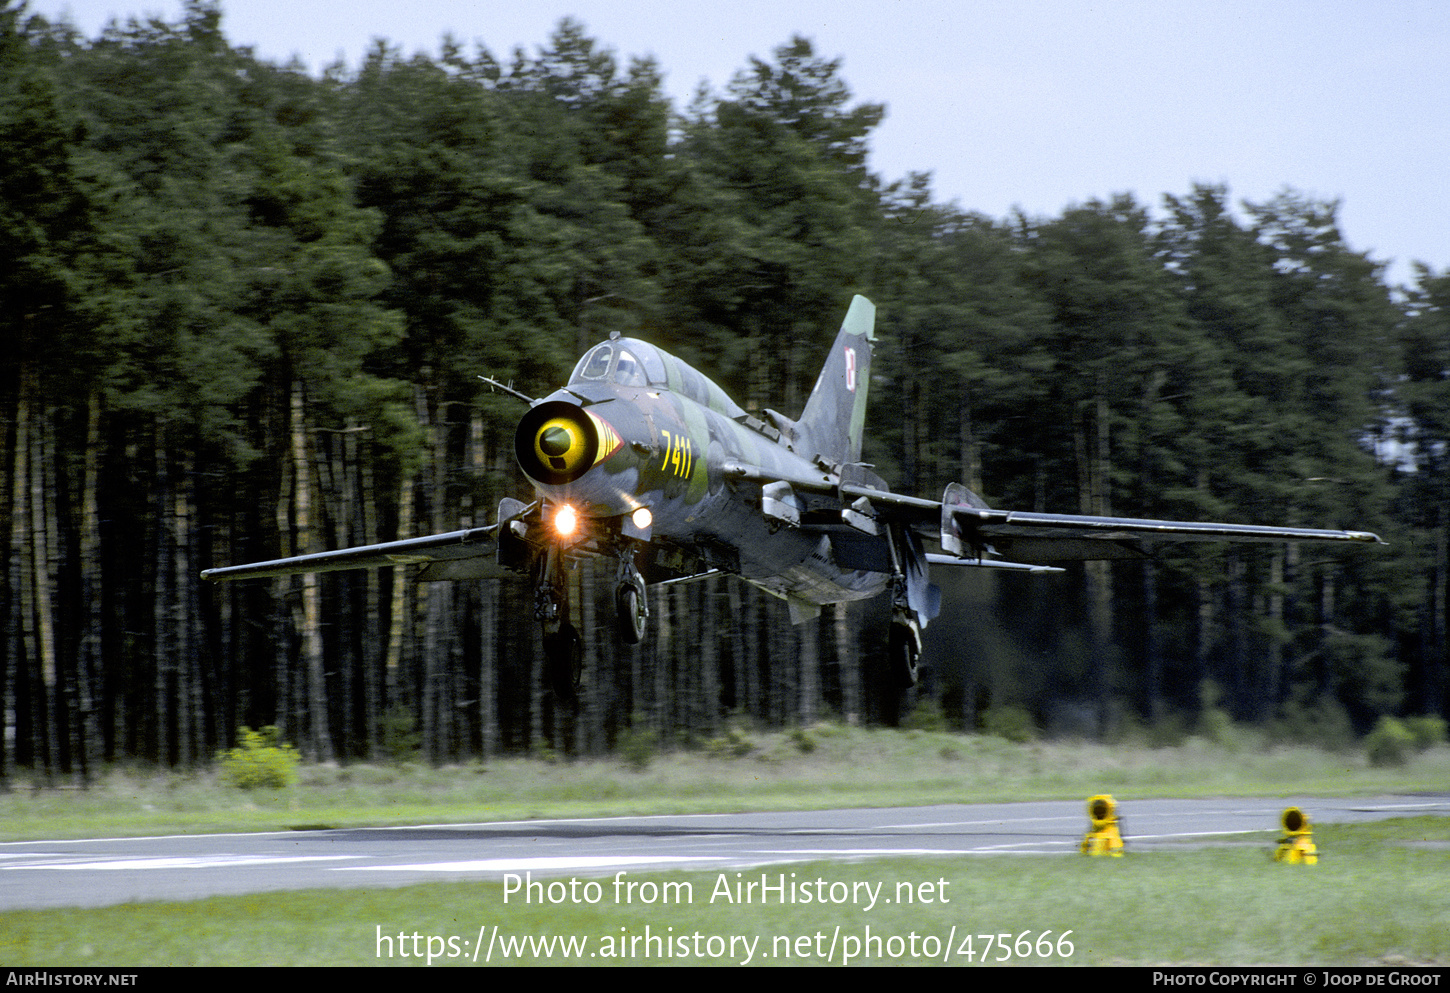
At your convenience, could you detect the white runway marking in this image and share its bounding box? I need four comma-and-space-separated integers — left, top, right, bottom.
340, 856, 729, 872
3, 855, 361, 871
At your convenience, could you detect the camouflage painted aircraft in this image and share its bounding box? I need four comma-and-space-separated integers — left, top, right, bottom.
202, 295, 1383, 700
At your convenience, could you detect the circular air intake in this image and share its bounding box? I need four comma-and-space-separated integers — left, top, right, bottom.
516, 400, 601, 485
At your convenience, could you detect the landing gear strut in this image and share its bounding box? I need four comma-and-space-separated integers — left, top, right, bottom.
535, 550, 582, 702
880, 524, 931, 725
543, 623, 582, 702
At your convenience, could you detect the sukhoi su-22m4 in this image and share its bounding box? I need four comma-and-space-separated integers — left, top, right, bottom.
203, 296, 1383, 699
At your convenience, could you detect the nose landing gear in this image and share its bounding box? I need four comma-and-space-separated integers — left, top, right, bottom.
615, 556, 649, 645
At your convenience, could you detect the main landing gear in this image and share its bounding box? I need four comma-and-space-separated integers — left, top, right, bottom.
888, 611, 922, 689
535, 546, 651, 702
880, 524, 932, 725
535, 551, 582, 703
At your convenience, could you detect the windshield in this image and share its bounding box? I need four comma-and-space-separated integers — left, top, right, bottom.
571, 344, 614, 382
569, 340, 668, 387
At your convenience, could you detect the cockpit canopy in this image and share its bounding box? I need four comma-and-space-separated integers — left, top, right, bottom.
569, 338, 746, 420
569, 340, 668, 388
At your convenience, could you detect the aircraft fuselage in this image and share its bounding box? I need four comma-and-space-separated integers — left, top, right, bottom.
515, 340, 886, 615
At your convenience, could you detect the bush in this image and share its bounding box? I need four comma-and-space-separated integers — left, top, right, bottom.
1404, 715, 1447, 751
901, 699, 949, 733
380, 704, 421, 764
616, 715, 658, 771
1364, 716, 1415, 768
982, 705, 1036, 743
705, 727, 755, 759
218, 726, 300, 789
1272, 695, 1357, 751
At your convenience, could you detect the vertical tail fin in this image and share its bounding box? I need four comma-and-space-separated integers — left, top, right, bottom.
797, 295, 875, 466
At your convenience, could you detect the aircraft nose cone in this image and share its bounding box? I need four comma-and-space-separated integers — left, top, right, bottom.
540, 426, 573, 457
531, 416, 590, 474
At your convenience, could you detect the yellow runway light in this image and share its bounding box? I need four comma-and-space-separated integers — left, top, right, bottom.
1274, 807, 1318, 864
1081, 794, 1124, 857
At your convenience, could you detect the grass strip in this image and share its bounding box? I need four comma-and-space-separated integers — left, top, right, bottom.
2, 818, 1445, 966
2, 726, 1447, 841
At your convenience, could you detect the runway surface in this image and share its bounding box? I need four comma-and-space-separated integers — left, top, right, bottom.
1, 794, 1445, 910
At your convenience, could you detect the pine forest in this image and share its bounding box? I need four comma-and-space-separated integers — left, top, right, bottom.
3, 1, 1447, 777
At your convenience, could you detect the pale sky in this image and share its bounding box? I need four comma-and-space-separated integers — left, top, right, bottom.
27, 0, 1450, 290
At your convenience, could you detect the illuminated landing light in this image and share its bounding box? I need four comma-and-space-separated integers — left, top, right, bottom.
554, 504, 579, 538
632, 507, 653, 531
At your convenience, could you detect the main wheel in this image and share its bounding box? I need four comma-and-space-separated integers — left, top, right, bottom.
544, 623, 583, 701
889, 622, 920, 689
616, 584, 647, 644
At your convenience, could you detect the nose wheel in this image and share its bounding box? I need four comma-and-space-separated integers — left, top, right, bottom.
616, 584, 647, 644
614, 553, 649, 645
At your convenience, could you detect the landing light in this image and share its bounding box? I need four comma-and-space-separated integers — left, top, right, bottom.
632, 507, 653, 530
554, 504, 578, 538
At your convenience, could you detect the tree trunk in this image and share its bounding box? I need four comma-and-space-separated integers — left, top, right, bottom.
292, 382, 333, 763
172, 452, 196, 766
835, 602, 859, 725
416, 384, 443, 763
1077, 394, 1113, 725
10, 372, 40, 772
78, 391, 102, 782
360, 430, 382, 758
153, 434, 173, 766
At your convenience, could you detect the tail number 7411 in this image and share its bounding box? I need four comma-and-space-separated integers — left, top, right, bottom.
660, 429, 695, 479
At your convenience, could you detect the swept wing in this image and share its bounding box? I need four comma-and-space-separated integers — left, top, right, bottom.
200, 525, 508, 583
845, 483, 1384, 563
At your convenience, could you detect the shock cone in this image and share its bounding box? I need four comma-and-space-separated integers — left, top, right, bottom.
516, 400, 619, 485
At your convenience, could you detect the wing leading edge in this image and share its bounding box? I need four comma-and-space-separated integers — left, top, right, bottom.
721, 460, 1383, 566
943, 507, 1384, 563
841, 482, 1384, 563
200, 525, 507, 583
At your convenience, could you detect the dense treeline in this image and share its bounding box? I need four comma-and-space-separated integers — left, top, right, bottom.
2, 1, 1444, 776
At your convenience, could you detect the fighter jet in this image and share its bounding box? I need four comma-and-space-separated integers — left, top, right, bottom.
202, 295, 1383, 700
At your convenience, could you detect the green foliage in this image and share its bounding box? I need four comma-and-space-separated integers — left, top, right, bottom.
1364, 716, 1416, 768
981, 705, 1037, 743
901, 699, 949, 732
217, 727, 299, 790
1271, 695, 1357, 752
1404, 715, 1447, 751
380, 705, 421, 765
704, 727, 756, 759
1196, 680, 1236, 747
789, 727, 817, 754
1363, 714, 1445, 768
615, 714, 658, 771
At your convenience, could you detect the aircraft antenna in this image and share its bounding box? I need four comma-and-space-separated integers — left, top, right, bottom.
478, 375, 536, 405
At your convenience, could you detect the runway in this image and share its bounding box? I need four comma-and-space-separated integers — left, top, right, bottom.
1, 794, 1445, 910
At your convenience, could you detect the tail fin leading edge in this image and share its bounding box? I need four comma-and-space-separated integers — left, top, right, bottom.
797, 295, 875, 466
